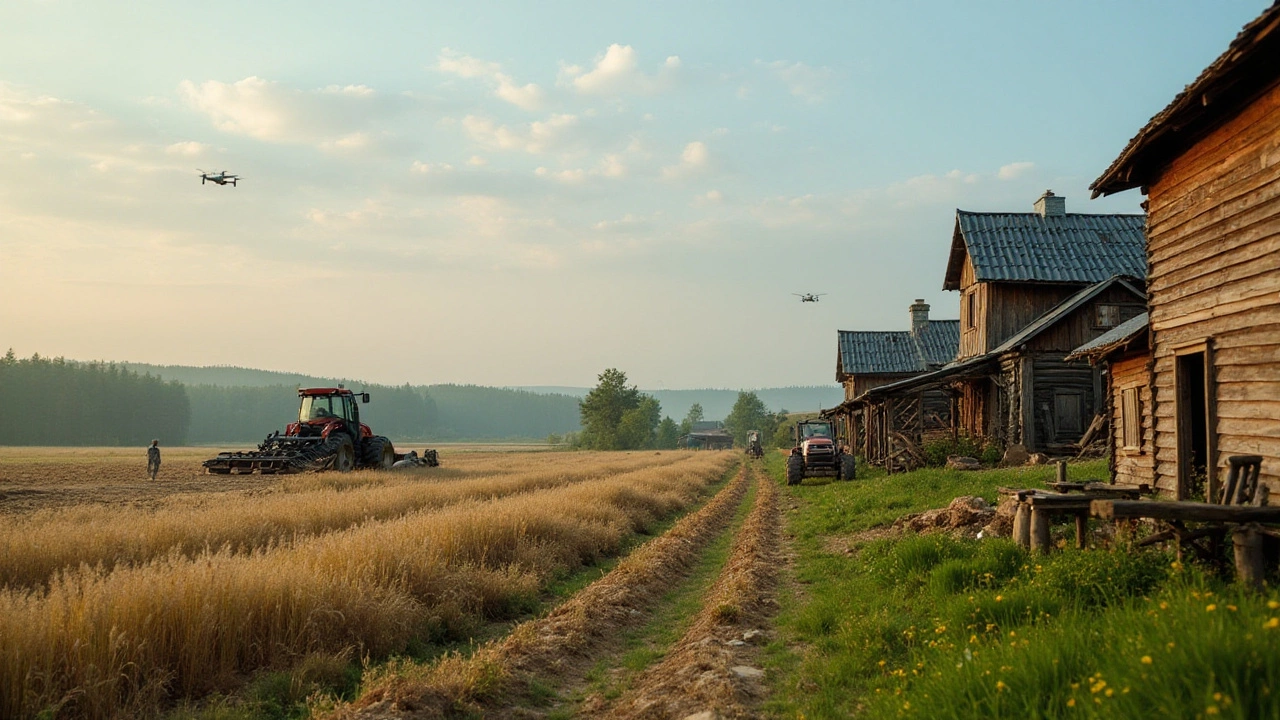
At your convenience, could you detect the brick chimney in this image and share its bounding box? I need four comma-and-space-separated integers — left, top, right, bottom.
1034, 189, 1066, 218
910, 298, 930, 335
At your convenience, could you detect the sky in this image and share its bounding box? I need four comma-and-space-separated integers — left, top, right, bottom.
0, 1, 1267, 390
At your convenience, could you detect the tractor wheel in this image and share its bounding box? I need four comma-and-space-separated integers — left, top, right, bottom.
331, 435, 356, 472
362, 436, 396, 470
838, 454, 857, 481
786, 454, 805, 486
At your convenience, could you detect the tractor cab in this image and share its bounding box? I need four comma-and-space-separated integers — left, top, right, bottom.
290, 388, 372, 440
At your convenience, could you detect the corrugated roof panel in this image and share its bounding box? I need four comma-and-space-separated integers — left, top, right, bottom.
958, 212, 1146, 285
837, 320, 960, 375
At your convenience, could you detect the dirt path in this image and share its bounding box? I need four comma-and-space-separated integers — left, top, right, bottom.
602, 462, 781, 719
334, 461, 754, 720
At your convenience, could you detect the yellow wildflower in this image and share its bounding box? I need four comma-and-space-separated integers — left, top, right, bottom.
1067, 699, 1076, 707
996, 681, 1008, 692
1141, 656, 1153, 665
1263, 617, 1279, 630
995, 595, 1004, 602
1206, 604, 1217, 612
935, 625, 947, 634
1159, 601, 1168, 610
1268, 600, 1279, 610
1206, 707, 1220, 715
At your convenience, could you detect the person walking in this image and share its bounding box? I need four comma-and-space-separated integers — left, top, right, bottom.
147, 439, 161, 480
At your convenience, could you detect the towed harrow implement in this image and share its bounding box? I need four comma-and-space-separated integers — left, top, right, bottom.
204, 432, 346, 474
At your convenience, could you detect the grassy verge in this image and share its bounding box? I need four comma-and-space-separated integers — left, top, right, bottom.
763, 455, 1280, 719
571, 476, 761, 710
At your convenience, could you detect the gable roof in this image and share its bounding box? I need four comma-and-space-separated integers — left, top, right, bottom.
837, 320, 959, 378
943, 211, 1147, 290
1092, 3, 1280, 197
988, 276, 1145, 355
849, 277, 1144, 403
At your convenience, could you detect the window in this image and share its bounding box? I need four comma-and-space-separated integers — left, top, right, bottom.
966, 292, 977, 330
1095, 304, 1121, 329
1121, 387, 1141, 451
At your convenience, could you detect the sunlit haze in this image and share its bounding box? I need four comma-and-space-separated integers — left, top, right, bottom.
0, 1, 1264, 388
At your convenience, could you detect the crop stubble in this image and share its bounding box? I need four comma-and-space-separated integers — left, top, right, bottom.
336, 461, 756, 719
0, 449, 733, 720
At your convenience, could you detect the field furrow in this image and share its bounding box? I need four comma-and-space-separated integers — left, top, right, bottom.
334, 459, 755, 720
607, 461, 781, 719
0, 451, 734, 720
0, 450, 693, 589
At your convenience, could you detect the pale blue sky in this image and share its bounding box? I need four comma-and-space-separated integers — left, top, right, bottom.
0, 1, 1265, 389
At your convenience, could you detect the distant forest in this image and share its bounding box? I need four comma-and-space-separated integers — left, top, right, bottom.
0, 357, 842, 446
0, 352, 190, 445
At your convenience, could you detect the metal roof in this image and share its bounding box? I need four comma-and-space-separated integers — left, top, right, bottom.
837, 320, 959, 377
1066, 312, 1149, 361
943, 211, 1147, 290
1092, 4, 1280, 197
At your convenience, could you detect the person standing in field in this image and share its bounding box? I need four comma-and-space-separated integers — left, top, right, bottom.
147, 439, 161, 480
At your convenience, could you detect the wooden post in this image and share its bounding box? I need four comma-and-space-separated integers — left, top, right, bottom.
1233, 524, 1265, 588
1056, 460, 1068, 485
1075, 513, 1087, 549
1021, 356, 1036, 451
1013, 501, 1030, 548
1030, 508, 1051, 553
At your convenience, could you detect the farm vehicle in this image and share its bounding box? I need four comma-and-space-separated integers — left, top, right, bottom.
203, 386, 437, 474
785, 419, 855, 485
745, 430, 765, 458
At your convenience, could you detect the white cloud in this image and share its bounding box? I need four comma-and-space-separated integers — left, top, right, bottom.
437, 49, 545, 110
467, 155, 487, 166
535, 166, 586, 184
693, 189, 723, 206
164, 141, 207, 156
998, 161, 1035, 180
410, 160, 454, 174
597, 154, 626, 178
566, 44, 681, 95
461, 113, 579, 154
757, 60, 834, 102
179, 76, 402, 146
662, 141, 711, 179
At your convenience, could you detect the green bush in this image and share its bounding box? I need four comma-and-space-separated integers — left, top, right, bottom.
922, 436, 987, 467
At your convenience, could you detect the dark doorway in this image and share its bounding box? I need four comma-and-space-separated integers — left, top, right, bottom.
1176, 351, 1209, 499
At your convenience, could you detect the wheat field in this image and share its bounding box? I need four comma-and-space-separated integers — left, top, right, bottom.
0, 448, 735, 719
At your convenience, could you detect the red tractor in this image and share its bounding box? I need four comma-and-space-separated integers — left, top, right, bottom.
785, 419, 856, 485
204, 386, 420, 474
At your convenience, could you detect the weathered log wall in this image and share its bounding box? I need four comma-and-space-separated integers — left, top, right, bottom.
1109, 351, 1156, 487
1146, 79, 1280, 498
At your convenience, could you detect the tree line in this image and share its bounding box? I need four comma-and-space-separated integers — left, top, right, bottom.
576, 368, 788, 451
0, 351, 191, 446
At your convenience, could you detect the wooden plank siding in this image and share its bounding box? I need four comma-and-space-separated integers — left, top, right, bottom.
1109, 352, 1157, 487
1145, 79, 1280, 498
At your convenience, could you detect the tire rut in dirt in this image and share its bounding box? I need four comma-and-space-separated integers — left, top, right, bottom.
335, 461, 754, 720
603, 461, 781, 719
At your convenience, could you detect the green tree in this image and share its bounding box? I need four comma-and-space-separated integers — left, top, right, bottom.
617, 396, 662, 450
723, 391, 777, 446
655, 416, 680, 449
578, 368, 643, 450
679, 402, 705, 436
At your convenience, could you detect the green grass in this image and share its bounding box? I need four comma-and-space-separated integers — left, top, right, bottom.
762, 454, 1280, 720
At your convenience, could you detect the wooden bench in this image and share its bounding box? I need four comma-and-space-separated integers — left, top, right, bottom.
1003, 461, 1156, 553
1090, 455, 1275, 586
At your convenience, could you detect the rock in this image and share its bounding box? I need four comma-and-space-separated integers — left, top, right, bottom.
682, 711, 722, 720
946, 455, 982, 471
730, 666, 765, 679
726, 639, 746, 647
1000, 443, 1030, 467
1028, 453, 1050, 465
947, 496, 992, 527
742, 629, 766, 644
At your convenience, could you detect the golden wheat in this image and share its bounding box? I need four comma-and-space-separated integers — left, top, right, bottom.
0, 451, 734, 719
0, 451, 692, 589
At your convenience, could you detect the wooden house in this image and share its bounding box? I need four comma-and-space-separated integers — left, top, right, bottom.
828, 300, 958, 463
1090, 3, 1280, 500
848, 192, 1149, 464
1066, 313, 1154, 487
